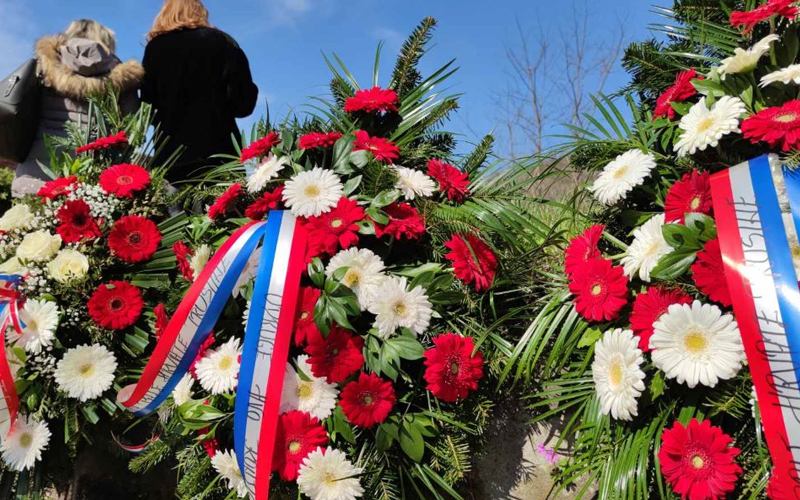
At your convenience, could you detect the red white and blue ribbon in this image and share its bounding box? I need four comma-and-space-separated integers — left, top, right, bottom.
711, 155, 800, 497
118, 211, 307, 499
0, 275, 24, 442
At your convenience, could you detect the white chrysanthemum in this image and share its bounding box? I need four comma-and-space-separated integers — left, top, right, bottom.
247, 154, 288, 193
13, 299, 59, 354
195, 338, 242, 394
588, 149, 656, 205
280, 355, 339, 420
761, 64, 800, 87
367, 276, 432, 338
297, 447, 364, 500
190, 244, 212, 280
211, 449, 247, 498
674, 96, 746, 157
283, 167, 344, 217
620, 214, 673, 283
592, 329, 646, 421
172, 374, 194, 406
718, 34, 779, 79
54, 344, 117, 402
650, 301, 745, 388
0, 415, 51, 471
326, 248, 386, 310
233, 246, 260, 298
394, 166, 436, 200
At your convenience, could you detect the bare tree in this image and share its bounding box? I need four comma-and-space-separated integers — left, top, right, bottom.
496, 5, 626, 159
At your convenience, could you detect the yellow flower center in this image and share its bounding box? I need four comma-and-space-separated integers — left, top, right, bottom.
684, 330, 707, 353
288, 440, 302, 454
219, 356, 233, 370
324, 472, 338, 485
300, 311, 309, 320
450, 362, 460, 375
645, 242, 662, 257
297, 383, 312, 399
775, 112, 798, 124
19, 433, 32, 448
691, 455, 705, 469
304, 185, 320, 197
331, 219, 343, 228
612, 165, 629, 180
394, 302, 407, 316
690, 196, 701, 210
609, 361, 623, 387
591, 284, 603, 296
79, 363, 95, 378
696, 117, 716, 133
362, 394, 374, 405
343, 269, 361, 287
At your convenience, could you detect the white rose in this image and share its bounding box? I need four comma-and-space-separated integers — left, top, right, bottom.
0, 257, 26, 275
16, 231, 61, 262
0, 205, 34, 232
47, 249, 89, 283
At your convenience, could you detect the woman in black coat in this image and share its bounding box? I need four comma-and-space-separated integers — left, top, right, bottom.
142, 0, 258, 181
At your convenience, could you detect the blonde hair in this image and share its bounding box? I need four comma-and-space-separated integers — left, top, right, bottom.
58, 19, 117, 53
148, 0, 210, 40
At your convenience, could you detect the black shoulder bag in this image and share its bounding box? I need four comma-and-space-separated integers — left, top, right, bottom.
0, 59, 42, 162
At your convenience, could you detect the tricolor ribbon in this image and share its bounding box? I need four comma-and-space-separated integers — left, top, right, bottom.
711, 155, 800, 498
118, 211, 307, 499
0, 275, 24, 442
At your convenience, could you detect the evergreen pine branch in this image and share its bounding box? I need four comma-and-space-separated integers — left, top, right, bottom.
390, 17, 437, 98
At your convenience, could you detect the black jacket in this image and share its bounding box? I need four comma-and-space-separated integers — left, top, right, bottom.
142, 27, 258, 180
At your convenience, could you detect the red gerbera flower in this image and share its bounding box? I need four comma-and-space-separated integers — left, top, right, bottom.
742, 100, 800, 152
37, 176, 78, 200
108, 215, 162, 263
172, 240, 195, 282
190, 333, 215, 378
352, 130, 400, 163
99, 164, 150, 198
655, 70, 702, 120
56, 199, 102, 243
245, 186, 284, 221
344, 86, 399, 114
272, 410, 329, 481
340, 372, 396, 428
299, 131, 343, 150
691, 238, 732, 307
154, 304, 169, 339
568, 258, 628, 322
240, 132, 281, 163
304, 326, 364, 384
427, 159, 470, 202
374, 202, 426, 240
564, 225, 605, 276
199, 427, 218, 458
423, 333, 484, 403
87, 281, 144, 330
659, 419, 742, 500
630, 286, 693, 351
664, 170, 712, 223
444, 233, 498, 292
294, 287, 321, 346
208, 184, 243, 221
305, 197, 365, 257
730, 0, 798, 33
75, 130, 128, 154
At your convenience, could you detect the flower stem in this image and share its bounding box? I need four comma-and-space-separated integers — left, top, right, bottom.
602, 231, 628, 251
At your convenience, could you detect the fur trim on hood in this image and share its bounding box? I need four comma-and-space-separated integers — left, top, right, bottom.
35, 36, 143, 100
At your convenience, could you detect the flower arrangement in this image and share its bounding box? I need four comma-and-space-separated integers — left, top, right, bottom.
0, 98, 186, 485
519, 1, 800, 499
128, 19, 553, 500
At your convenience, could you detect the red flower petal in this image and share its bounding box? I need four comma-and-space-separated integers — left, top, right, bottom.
374, 202, 426, 240
691, 238, 732, 307
568, 258, 628, 322
444, 233, 498, 292
564, 225, 605, 276
240, 132, 281, 163
344, 87, 399, 114
352, 130, 400, 163
742, 100, 800, 152
340, 372, 396, 428
108, 215, 162, 263
298, 131, 343, 150
304, 326, 364, 384
272, 411, 329, 481
87, 281, 144, 330
56, 199, 102, 244
423, 333, 483, 402
630, 286, 692, 351
427, 159, 469, 202
208, 184, 244, 221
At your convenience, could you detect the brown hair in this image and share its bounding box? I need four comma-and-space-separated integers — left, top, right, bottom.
148, 0, 210, 40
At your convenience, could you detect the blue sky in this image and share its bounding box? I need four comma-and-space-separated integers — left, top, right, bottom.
0, 0, 658, 156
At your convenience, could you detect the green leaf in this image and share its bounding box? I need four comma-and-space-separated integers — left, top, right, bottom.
371, 189, 400, 208
388, 331, 425, 361
651, 371, 666, 400
399, 420, 425, 462
376, 420, 398, 453
577, 327, 603, 348
684, 212, 717, 242
343, 175, 363, 196
650, 250, 697, 280
661, 223, 701, 251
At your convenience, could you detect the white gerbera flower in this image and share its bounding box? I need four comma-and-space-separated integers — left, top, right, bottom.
190, 244, 212, 280
211, 449, 247, 498
0, 415, 51, 471
283, 167, 344, 218
394, 166, 436, 200
650, 301, 745, 388
719, 34, 779, 79
13, 299, 59, 354
297, 447, 364, 500
195, 338, 242, 394
247, 154, 288, 194
367, 276, 432, 338
761, 64, 800, 87
621, 214, 673, 283
326, 248, 386, 310
674, 96, 746, 157
54, 344, 117, 402
589, 149, 656, 205
172, 374, 194, 406
592, 329, 646, 421
280, 355, 339, 420
233, 246, 260, 298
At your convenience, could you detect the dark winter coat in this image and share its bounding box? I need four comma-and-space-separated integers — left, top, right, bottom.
13, 36, 143, 196
141, 27, 259, 181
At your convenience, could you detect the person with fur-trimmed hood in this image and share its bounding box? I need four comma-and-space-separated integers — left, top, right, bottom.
13, 19, 143, 197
